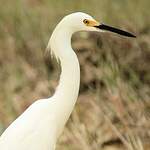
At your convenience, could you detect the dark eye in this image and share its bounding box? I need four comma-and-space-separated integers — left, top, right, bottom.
83, 19, 89, 25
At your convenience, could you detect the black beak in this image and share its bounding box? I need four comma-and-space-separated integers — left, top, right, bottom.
95, 23, 136, 38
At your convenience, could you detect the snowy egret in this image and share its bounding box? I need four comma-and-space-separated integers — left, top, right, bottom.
0, 12, 135, 150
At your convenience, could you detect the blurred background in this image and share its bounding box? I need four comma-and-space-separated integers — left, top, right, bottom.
0, 0, 149, 149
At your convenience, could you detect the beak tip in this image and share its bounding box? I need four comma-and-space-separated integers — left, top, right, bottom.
133, 35, 136, 38
128, 33, 136, 38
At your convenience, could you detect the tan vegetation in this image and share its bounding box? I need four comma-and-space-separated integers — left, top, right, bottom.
0, 0, 149, 149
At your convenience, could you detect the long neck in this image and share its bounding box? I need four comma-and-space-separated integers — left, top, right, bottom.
48, 26, 80, 134
54, 39, 80, 105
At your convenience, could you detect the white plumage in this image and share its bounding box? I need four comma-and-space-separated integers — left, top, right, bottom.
0, 12, 135, 150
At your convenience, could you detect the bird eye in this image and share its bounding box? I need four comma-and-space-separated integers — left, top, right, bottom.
83, 19, 89, 25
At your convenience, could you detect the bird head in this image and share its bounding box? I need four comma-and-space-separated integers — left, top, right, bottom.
58, 12, 136, 37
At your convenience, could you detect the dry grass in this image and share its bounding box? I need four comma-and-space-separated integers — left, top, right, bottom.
0, 0, 150, 149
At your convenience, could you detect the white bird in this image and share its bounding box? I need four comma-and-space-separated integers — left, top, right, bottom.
0, 12, 135, 150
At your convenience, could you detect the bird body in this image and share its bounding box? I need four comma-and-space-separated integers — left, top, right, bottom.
0, 12, 135, 150
0, 99, 57, 150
